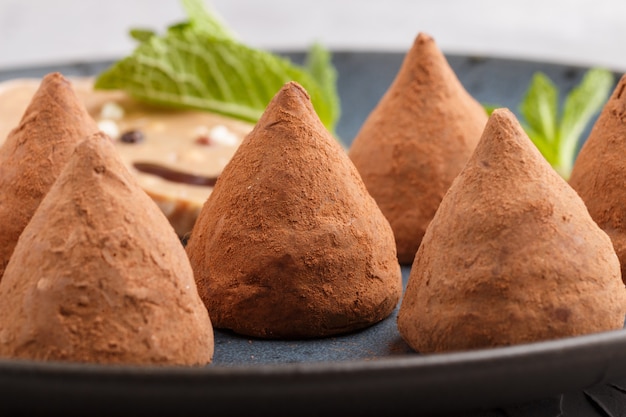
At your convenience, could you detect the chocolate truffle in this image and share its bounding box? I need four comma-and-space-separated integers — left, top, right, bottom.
0, 133, 213, 365
398, 109, 626, 353
186, 82, 402, 339
570, 75, 626, 282
0, 73, 98, 279
348, 33, 487, 264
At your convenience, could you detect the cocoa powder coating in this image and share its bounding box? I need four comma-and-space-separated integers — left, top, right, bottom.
0, 133, 213, 365
0, 73, 98, 279
348, 33, 488, 265
186, 82, 402, 339
570, 75, 626, 282
397, 109, 626, 353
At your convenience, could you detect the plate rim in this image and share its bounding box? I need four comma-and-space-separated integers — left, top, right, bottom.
1, 326, 625, 415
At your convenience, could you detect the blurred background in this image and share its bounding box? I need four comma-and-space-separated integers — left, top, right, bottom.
0, 0, 624, 71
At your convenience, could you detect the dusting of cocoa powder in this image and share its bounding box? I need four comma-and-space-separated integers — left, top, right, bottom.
0, 73, 98, 279
0, 133, 213, 365
186, 82, 402, 339
348, 33, 487, 265
570, 74, 626, 282
398, 109, 626, 353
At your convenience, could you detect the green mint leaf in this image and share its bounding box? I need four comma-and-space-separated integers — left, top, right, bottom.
304, 43, 341, 136
482, 104, 498, 116
180, 0, 236, 40
557, 68, 613, 177
96, 0, 340, 133
166, 22, 191, 35
95, 27, 338, 131
522, 122, 558, 164
519, 72, 559, 147
129, 28, 156, 43
489, 68, 612, 179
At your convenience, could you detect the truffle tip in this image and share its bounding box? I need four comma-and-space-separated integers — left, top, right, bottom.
40, 72, 71, 88
280, 81, 311, 101
485, 107, 520, 130
415, 32, 434, 44
489, 107, 513, 118
78, 131, 113, 150
256, 81, 317, 129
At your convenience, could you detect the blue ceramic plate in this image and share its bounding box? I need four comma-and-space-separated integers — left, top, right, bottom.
0, 53, 624, 417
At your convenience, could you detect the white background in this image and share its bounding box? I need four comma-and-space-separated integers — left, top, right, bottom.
0, 0, 624, 71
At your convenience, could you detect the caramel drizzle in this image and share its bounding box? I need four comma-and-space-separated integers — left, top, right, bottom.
133, 162, 218, 187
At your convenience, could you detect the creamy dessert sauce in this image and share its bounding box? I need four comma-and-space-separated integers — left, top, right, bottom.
0, 78, 253, 235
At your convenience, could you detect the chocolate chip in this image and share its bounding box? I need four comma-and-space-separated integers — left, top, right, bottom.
119, 130, 145, 144
133, 162, 218, 187
180, 232, 192, 247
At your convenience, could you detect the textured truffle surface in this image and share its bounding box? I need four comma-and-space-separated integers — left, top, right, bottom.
398, 109, 626, 353
0, 73, 98, 278
570, 75, 626, 282
0, 133, 213, 365
348, 33, 488, 264
186, 82, 402, 339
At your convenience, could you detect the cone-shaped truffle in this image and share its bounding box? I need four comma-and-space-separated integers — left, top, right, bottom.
0, 73, 98, 278
348, 33, 488, 264
398, 109, 626, 353
186, 82, 402, 339
570, 75, 626, 282
0, 133, 213, 365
